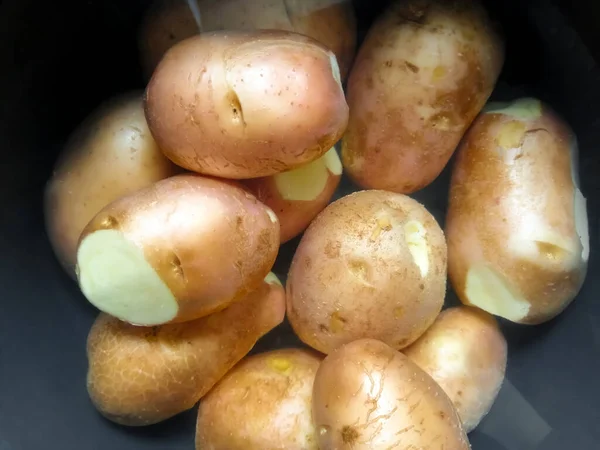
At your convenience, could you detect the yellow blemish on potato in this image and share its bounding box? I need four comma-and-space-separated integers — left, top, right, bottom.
77, 229, 178, 326
485, 98, 542, 120
394, 307, 404, 318
274, 149, 339, 201
330, 312, 345, 333
404, 220, 429, 277
370, 215, 393, 241
535, 241, 570, 261
430, 112, 453, 131
574, 188, 590, 262
347, 259, 372, 285
264, 272, 282, 286
433, 65, 446, 80
267, 356, 293, 373
496, 121, 526, 149
465, 265, 530, 322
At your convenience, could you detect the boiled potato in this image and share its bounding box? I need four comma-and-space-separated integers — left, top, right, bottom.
44, 92, 179, 279
196, 348, 323, 449
313, 339, 470, 449
87, 274, 285, 426
145, 30, 349, 179
404, 306, 507, 433
446, 98, 589, 324
139, 0, 357, 80
244, 147, 342, 243
286, 190, 447, 354
342, 0, 504, 193
76, 174, 280, 326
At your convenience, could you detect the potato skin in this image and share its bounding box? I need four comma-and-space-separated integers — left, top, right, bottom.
244, 149, 342, 243
86, 277, 285, 426
145, 30, 348, 179
404, 306, 507, 433
196, 348, 323, 449
44, 92, 179, 279
138, 0, 356, 80
313, 339, 470, 450
446, 99, 589, 324
286, 190, 447, 354
342, 0, 504, 193
78, 174, 280, 324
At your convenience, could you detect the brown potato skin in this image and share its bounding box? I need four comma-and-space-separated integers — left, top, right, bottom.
196, 348, 323, 449
446, 101, 588, 324
286, 190, 447, 354
404, 306, 507, 433
144, 30, 348, 179
139, 0, 356, 80
244, 165, 341, 244
44, 92, 180, 279
86, 279, 285, 426
342, 0, 504, 193
313, 339, 470, 450
78, 174, 280, 324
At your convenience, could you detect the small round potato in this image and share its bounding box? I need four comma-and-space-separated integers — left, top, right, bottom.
138, 0, 357, 80
44, 92, 179, 279
404, 306, 507, 433
313, 339, 470, 449
76, 174, 280, 326
342, 0, 504, 193
446, 98, 589, 324
196, 348, 323, 449
286, 190, 447, 354
86, 274, 285, 427
144, 30, 349, 179
244, 147, 342, 243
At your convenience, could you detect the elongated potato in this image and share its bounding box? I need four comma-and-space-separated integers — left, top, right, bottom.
313, 339, 470, 449
196, 348, 323, 449
342, 0, 504, 193
139, 0, 357, 80
404, 306, 507, 433
76, 174, 280, 326
286, 190, 447, 354
87, 274, 285, 426
145, 30, 348, 179
446, 98, 589, 324
244, 147, 342, 243
44, 92, 179, 279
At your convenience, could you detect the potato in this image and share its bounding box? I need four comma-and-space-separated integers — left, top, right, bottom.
144, 30, 349, 179
404, 306, 507, 433
446, 98, 589, 324
196, 348, 323, 449
342, 0, 504, 194
244, 147, 342, 243
138, 0, 357, 80
286, 190, 447, 354
86, 273, 285, 426
312, 339, 470, 449
76, 173, 280, 326
43, 92, 179, 279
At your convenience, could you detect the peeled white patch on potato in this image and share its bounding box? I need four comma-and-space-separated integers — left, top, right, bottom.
465, 265, 530, 322
404, 220, 429, 277
485, 98, 542, 120
574, 188, 590, 262
274, 148, 340, 201
77, 229, 178, 326
329, 52, 343, 90
265, 271, 282, 286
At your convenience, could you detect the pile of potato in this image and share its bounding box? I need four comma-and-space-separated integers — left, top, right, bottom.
43, 0, 590, 448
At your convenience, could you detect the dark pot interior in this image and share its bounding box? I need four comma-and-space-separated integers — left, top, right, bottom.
1, 0, 599, 449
